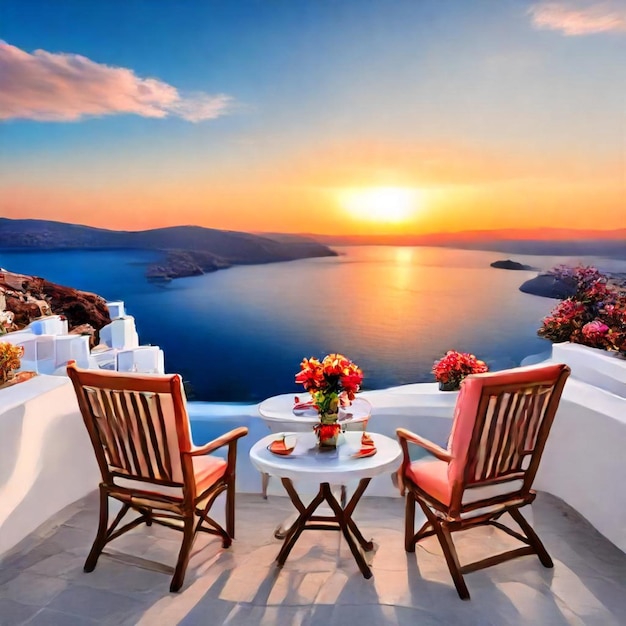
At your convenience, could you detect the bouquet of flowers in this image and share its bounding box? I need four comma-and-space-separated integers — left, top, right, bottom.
0, 342, 24, 385
295, 353, 363, 424
538, 265, 626, 355
432, 350, 488, 390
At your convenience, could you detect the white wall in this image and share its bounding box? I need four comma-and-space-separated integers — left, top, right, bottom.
551, 342, 626, 398
536, 378, 626, 553
0, 376, 99, 557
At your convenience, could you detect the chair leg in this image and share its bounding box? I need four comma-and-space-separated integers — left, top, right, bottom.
170, 516, 196, 593
509, 507, 553, 568
138, 506, 152, 526
226, 478, 235, 540
435, 521, 470, 600
84, 487, 109, 573
405, 493, 416, 553
414, 519, 434, 542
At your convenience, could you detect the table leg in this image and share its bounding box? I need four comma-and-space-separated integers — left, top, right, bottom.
275, 477, 375, 579
276, 488, 325, 567
343, 478, 374, 551
273, 477, 309, 540
321, 483, 373, 578
261, 472, 270, 499
274, 482, 344, 537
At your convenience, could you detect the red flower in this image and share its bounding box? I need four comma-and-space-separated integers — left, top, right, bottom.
432, 350, 488, 385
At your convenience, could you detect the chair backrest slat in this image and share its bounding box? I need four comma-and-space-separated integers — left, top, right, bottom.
522, 386, 551, 453
89, 387, 133, 473
116, 391, 144, 476
496, 391, 526, 475
138, 392, 172, 480
449, 364, 570, 512
492, 391, 521, 476
125, 391, 156, 480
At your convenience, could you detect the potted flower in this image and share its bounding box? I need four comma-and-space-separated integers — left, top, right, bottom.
432, 350, 488, 391
295, 353, 363, 448
0, 342, 24, 386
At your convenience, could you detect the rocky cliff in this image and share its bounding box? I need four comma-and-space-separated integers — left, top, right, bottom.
0, 270, 110, 343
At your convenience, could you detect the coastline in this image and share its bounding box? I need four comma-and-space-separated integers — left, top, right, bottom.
0, 219, 339, 283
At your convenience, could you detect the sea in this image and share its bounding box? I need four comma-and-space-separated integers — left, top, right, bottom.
2, 245, 625, 402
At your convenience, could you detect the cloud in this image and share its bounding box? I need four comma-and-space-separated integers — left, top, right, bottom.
528, 1, 626, 35
0, 41, 233, 122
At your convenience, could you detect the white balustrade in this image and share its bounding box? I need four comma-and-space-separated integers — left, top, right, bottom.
106, 300, 126, 319
28, 315, 68, 336
99, 316, 139, 350
116, 346, 165, 374
53, 334, 91, 371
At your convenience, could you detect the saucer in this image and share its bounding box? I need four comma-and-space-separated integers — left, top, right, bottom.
268, 435, 297, 456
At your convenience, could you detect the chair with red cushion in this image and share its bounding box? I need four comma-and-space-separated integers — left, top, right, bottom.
67, 363, 248, 592
396, 363, 570, 599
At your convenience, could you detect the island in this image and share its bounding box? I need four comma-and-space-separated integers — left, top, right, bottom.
490, 259, 536, 271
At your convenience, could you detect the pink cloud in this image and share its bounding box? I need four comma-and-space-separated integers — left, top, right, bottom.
0, 41, 233, 122
528, 1, 626, 35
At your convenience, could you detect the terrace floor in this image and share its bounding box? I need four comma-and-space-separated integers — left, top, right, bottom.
1, 491, 625, 626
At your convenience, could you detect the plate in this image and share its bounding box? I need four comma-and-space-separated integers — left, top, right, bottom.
268, 435, 297, 456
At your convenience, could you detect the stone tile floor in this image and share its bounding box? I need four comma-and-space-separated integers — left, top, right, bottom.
1, 491, 625, 625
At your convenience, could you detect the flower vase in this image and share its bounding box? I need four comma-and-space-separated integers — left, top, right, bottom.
315, 416, 341, 450
438, 380, 461, 392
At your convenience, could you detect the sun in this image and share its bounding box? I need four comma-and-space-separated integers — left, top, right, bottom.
339, 187, 422, 224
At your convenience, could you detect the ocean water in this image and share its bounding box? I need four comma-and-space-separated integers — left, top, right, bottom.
2, 245, 622, 402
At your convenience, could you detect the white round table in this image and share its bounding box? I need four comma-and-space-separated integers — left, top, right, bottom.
249, 431, 401, 579
258, 394, 372, 433
257, 394, 373, 499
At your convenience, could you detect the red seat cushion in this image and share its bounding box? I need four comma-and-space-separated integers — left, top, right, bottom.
193, 455, 228, 494
406, 459, 451, 506
114, 455, 228, 499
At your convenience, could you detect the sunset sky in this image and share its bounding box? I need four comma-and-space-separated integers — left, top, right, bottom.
0, 0, 624, 235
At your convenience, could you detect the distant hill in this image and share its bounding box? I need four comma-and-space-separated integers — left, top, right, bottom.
0, 219, 337, 281
305, 228, 626, 259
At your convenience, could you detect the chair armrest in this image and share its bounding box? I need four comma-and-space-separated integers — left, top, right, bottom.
187, 426, 249, 457
396, 428, 452, 462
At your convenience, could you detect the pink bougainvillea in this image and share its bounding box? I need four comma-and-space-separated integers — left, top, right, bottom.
538, 265, 626, 355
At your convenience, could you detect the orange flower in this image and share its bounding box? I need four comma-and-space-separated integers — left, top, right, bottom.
0, 342, 24, 383
295, 353, 363, 417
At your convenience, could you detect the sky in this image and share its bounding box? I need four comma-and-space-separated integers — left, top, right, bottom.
0, 0, 624, 236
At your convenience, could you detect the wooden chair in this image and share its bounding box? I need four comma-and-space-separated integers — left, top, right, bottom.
396, 363, 570, 600
67, 363, 248, 592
